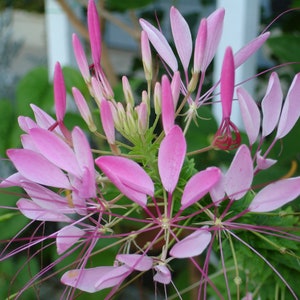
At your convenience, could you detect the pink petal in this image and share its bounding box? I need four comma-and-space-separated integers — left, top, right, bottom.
18, 116, 37, 133
72, 33, 90, 81
161, 75, 175, 135
30, 104, 58, 132
210, 173, 225, 204
29, 128, 81, 177
171, 71, 181, 108
100, 99, 115, 144
237, 87, 261, 145
7, 149, 71, 189
169, 227, 211, 258
248, 177, 300, 212
56, 225, 85, 255
88, 0, 102, 67
256, 150, 277, 170
170, 6, 192, 71
234, 32, 270, 69
181, 167, 221, 210
22, 182, 71, 211
116, 254, 153, 271
0, 172, 26, 188
53, 62, 66, 122
141, 31, 152, 80
95, 156, 154, 207
276, 73, 300, 139
17, 199, 71, 222
94, 265, 130, 290
261, 72, 283, 137
202, 8, 225, 71
158, 126, 186, 193
153, 265, 171, 284
194, 18, 207, 73
61, 266, 125, 293
224, 145, 253, 200
139, 19, 178, 72
220, 47, 234, 118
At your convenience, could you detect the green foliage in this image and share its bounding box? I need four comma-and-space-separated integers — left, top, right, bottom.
105, 0, 155, 11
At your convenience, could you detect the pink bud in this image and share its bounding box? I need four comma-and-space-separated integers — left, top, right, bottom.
53, 62, 66, 122
100, 99, 115, 144
162, 75, 175, 135
141, 31, 152, 80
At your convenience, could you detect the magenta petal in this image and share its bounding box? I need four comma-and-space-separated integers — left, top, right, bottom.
169, 227, 211, 258
94, 265, 130, 290
29, 128, 81, 177
261, 72, 283, 137
53, 62, 66, 122
224, 145, 253, 200
237, 87, 261, 145
116, 254, 153, 271
88, 0, 102, 67
158, 126, 186, 193
95, 156, 154, 207
139, 19, 178, 72
61, 266, 119, 293
220, 47, 234, 118
56, 225, 85, 255
249, 177, 300, 212
181, 167, 221, 210
234, 32, 270, 69
162, 75, 175, 135
17, 199, 71, 222
170, 6, 192, 71
153, 265, 171, 284
7, 149, 71, 189
276, 73, 300, 139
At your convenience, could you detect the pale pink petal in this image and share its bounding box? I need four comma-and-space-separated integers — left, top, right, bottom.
276, 73, 300, 139
88, 0, 101, 67
234, 32, 270, 69
61, 266, 124, 293
21, 134, 37, 151
29, 128, 81, 177
237, 87, 261, 145
224, 145, 253, 200
171, 71, 181, 108
100, 99, 115, 144
7, 149, 71, 189
95, 156, 154, 207
202, 8, 225, 71
248, 177, 300, 212
72, 33, 90, 81
141, 31, 152, 80
56, 225, 85, 255
261, 72, 283, 137
22, 182, 71, 211
17, 199, 71, 222
95, 265, 130, 290
170, 6, 192, 71
256, 150, 277, 170
139, 19, 178, 72
158, 126, 186, 193
18, 116, 37, 133
116, 254, 153, 271
161, 75, 175, 134
153, 265, 171, 284
220, 47, 234, 118
169, 227, 211, 258
53, 62, 66, 122
242, 292, 253, 300
194, 18, 207, 73
72, 87, 96, 132
0, 172, 26, 188
181, 167, 221, 210
210, 173, 225, 204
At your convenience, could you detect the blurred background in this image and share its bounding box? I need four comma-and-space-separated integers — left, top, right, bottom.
1, 0, 300, 299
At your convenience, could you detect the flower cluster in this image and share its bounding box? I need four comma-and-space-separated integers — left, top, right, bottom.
1, 1, 300, 299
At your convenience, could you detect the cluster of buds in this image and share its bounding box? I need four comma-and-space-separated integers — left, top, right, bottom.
1, 1, 300, 299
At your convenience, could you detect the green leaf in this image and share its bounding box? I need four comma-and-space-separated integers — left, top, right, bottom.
267, 35, 300, 72
106, 0, 154, 11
